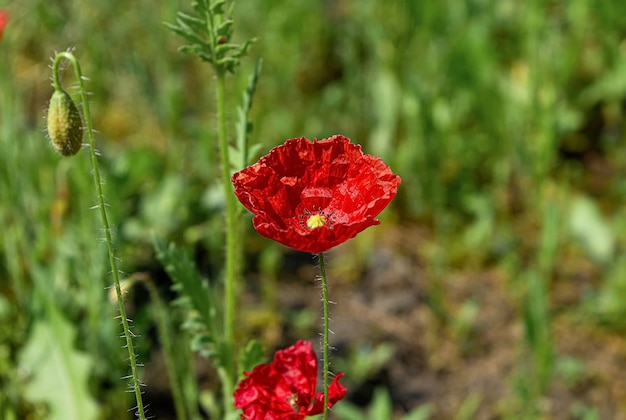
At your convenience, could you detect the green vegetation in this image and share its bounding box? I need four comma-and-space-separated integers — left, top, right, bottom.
1, 0, 626, 418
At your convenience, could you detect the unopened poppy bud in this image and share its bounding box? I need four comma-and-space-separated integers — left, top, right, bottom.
47, 89, 83, 156
108, 277, 136, 304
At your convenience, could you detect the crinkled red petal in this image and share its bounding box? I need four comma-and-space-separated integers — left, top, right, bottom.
232, 135, 401, 253
234, 341, 347, 419
306, 372, 348, 415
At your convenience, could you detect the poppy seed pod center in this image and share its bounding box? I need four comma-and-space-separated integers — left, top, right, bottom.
306, 214, 326, 229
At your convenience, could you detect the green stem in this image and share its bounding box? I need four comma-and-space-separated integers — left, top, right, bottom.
216, 68, 238, 412
318, 252, 330, 420
52, 52, 147, 420
145, 277, 188, 420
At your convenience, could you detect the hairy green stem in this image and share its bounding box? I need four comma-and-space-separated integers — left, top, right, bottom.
52, 52, 146, 420
216, 68, 237, 412
202, 3, 238, 412
318, 252, 330, 420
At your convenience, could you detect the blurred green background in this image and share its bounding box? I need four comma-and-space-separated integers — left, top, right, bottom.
2, 0, 626, 418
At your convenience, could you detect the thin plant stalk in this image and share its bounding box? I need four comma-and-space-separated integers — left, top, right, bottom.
318, 252, 330, 420
144, 276, 189, 420
167, 2, 255, 414
51, 52, 146, 420
203, 4, 239, 411
215, 67, 238, 412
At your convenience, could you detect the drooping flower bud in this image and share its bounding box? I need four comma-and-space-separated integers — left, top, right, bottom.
46, 89, 83, 156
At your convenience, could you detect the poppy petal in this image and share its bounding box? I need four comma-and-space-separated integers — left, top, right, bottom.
232, 135, 401, 253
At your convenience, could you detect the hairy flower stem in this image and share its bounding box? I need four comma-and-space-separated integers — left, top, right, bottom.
52, 52, 146, 420
216, 68, 237, 412
318, 252, 330, 420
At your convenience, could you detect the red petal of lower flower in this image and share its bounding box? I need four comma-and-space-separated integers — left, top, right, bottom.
306, 372, 348, 415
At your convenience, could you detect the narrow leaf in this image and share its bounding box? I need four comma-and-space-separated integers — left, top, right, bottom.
216, 20, 234, 37
235, 59, 262, 169
177, 11, 206, 29
238, 340, 265, 376
154, 237, 215, 331
209, 0, 226, 15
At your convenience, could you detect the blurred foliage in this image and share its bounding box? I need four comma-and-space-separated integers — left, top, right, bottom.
332, 387, 435, 420
1, 0, 626, 418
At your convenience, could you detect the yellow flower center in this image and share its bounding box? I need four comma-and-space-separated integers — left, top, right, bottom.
306, 214, 327, 229
287, 393, 298, 411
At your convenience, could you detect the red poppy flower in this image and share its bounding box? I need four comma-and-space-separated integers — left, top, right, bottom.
0, 10, 9, 42
234, 340, 347, 419
231, 135, 401, 253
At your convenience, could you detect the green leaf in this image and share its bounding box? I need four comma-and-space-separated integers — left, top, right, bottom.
197, 51, 214, 63
233, 59, 262, 170
165, 22, 192, 38
179, 44, 212, 62
175, 15, 195, 34
217, 57, 239, 74
173, 21, 210, 48
154, 237, 215, 333
370, 387, 393, 419
177, 11, 206, 30
247, 144, 262, 162
238, 340, 265, 376
192, 0, 209, 14
568, 195, 614, 265
19, 307, 99, 420
216, 20, 234, 38
331, 401, 363, 420
232, 39, 256, 59
215, 43, 240, 56
209, 0, 226, 15
403, 405, 435, 420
